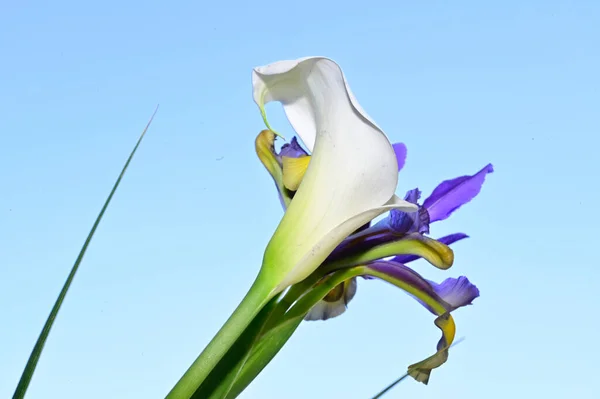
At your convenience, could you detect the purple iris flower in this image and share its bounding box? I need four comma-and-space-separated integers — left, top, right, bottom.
330, 161, 493, 263
256, 131, 492, 383
260, 133, 490, 313
367, 261, 480, 315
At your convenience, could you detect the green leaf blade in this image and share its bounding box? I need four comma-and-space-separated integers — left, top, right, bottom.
12, 106, 158, 399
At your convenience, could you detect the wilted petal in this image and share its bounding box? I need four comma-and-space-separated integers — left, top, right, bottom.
304, 278, 357, 321
253, 57, 417, 291
423, 164, 494, 223
364, 262, 478, 384
407, 313, 455, 384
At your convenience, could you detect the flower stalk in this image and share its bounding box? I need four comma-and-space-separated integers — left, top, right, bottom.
165, 274, 276, 399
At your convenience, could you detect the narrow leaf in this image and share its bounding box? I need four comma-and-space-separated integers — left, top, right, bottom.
12, 106, 159, 399
370, 373, 410, 399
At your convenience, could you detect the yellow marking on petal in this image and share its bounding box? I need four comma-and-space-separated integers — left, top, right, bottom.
255, 130, 281, 181
323, 282, 345, 303
417, 236, 455, 269
255, 130, 292, 207
326, 233, 455, 272
282, 155, 311, 191
360, 265, 458, 384
304, 277, 358, 321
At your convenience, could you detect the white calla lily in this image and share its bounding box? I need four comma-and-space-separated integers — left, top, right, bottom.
167, 58, 420, 397
253, 57, 418, 291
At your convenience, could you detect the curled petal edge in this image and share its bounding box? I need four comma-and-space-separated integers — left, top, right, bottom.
253, 57, 410, 293
272, 195, 418, 292
361, 263, 460, 384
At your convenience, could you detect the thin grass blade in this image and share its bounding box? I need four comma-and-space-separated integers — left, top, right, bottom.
12, 106, 159, 399
370, 373, 410, 399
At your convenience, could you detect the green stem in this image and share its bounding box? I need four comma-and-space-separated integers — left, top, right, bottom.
166, 274, 275, 399
200, 282, 312, 399
223, 268, 366, 399
192, 293, 286, 399
224, 317, 304, 399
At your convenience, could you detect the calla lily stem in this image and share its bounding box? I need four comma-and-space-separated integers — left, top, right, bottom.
166, 274, 276, 399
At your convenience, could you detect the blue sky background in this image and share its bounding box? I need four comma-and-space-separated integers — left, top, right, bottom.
1, 1, 598, 398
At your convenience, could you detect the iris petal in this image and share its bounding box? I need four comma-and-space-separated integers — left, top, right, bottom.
407, 312, 455, 384
308, 233, 459, 320
282, 155, 311, 191
363, 261, 478, 384
304, 278, 357, 321
392, 233, 469, 264
328, 233, 455, 271
279, 136, 309, 160
332, 161, 491, 257
256, 131, 312, 208
393, 142, 407, 172
423, 163, 494, 223
428, 276, 479, 310
255, 129, 291, 207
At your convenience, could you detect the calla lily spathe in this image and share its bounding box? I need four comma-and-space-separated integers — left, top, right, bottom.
168, 57, 420, 398
253, 57, 418, 292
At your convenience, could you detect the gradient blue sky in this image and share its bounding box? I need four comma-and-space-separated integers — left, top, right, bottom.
1, 1, 598, 398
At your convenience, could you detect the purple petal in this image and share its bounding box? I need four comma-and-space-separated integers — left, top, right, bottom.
388, 207, 430, 235
436, 232, 469, 245
423, 164, 494, 223
427, 276, 479, 310
386, 188, 430, 235
393, 142, 407, 172
404, 188, 421, 204
368, 261, 440, 308
392, 233, 469, 264
367, 261, 480, 315
327, 230, 389, 260
279, 136, 309, 161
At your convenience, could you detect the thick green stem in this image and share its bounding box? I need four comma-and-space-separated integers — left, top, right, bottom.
223, 268, 365, 398
224, 317, 303, 399
166, 274, 275, 399
195, 281, 314, 399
